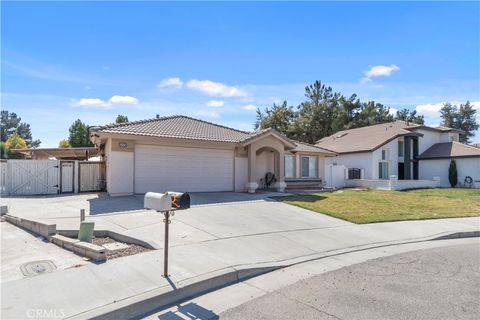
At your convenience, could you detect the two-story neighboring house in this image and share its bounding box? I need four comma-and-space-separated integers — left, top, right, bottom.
316, 121, 480, 188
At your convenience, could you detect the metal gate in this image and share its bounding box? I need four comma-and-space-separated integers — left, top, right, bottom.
6, 160, 60, 195
79, 161, 105, 192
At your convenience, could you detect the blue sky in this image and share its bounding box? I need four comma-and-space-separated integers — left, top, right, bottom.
2, 1, 479, 147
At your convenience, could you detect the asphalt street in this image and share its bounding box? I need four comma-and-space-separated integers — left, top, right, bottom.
220, 242, 480, 320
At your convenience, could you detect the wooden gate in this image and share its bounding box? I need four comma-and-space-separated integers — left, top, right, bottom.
6, 160, 60, 195
79, 161, 106, 192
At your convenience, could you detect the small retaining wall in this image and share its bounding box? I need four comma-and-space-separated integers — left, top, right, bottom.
346, 175, 441, 190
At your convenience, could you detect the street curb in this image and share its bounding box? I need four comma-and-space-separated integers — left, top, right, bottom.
430, 231, 480, 240
65, 229, 479, 320
66, 266, 278, 320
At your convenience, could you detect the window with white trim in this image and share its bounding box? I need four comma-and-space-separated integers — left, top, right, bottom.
379, 162, 389, 179
398, 141, 404, 157
301, 156, 317, 178
285, 155, 295, 178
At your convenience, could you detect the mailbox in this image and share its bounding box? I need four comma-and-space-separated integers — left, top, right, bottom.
167, 192, 190, 210
144, 192, 172, 212
144, 191, 190, 211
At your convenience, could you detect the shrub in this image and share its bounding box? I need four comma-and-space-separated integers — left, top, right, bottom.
448, 159, 458, 187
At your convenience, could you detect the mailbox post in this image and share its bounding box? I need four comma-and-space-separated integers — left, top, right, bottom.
144, 191, 190, 278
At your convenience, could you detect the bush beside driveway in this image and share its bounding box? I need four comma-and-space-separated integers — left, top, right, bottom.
275, 188, 480, 224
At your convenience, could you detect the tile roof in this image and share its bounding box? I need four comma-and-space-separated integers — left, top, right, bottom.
315, 121, 422, 154
93, 115, 332, 154
292, 141, 336, 154
417, 141, 480, 159
93, 115, 252, 143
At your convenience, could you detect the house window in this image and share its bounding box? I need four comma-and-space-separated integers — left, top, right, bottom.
398, 141, 404, 157
301, 156, 317, 178
285, 155, 295, 178
381, 149, 388, 160
379, 162, 389, 179
348, 168, 362, 179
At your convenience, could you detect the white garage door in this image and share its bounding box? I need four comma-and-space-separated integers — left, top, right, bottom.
134, 145, 234, 193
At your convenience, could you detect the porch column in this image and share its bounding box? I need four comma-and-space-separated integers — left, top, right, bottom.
274, 149, 287, 192
246, 145, 258, 193
404, 136, 411, 180
295, 154, 301, 178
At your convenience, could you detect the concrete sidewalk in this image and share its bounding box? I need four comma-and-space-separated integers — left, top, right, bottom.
2, 215, 478, 319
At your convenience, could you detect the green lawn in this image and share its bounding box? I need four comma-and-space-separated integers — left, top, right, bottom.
275, 188, 480, 224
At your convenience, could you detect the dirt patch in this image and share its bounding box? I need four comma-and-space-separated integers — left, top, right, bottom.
92, 237, 151, 260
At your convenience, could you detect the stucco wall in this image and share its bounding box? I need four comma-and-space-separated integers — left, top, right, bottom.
413, 129, 448, 154
419, 157, 480, 188
255, 150, 275, 186
108, 151, 134, 195
371, 138, 399, 179
325, 152, 373, 178
235, 157, 248, 191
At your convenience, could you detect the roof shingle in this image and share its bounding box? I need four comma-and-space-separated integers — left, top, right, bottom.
315, 121, 422, 154
417, 141, 480, 159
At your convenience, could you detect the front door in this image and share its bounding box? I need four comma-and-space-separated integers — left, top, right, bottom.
60, 161, 74, 193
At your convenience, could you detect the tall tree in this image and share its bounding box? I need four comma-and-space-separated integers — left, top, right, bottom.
440, 101, 479, 143
395, 109, 425, 125
255, 101, 296, 135
58, 139, 71, 148
68, 119, 94, 147
115, 114, 129, 123
456, 101, 479, 143
5, 133, 27, 159
440, 102, 456, 128
0, 110, 41, 148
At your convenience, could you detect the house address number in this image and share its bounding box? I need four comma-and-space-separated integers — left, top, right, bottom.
118, 142, 128, 148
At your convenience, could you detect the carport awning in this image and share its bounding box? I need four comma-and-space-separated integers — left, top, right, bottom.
11, 147, 99, 160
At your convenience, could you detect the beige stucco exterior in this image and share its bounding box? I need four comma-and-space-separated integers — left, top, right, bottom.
93, 130, 333, 196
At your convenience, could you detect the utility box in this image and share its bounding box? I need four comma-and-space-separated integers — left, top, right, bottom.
145, 192, 172, 212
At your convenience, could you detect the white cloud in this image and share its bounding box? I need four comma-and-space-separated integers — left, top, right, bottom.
389, 107, 398, 116
206, 100, 224, 107
195, 110, 220, 118
361, 64, 400, 84
74, 95, 139, 108
415, 102, 444, 118
186, 79, 247, 97
108, 95, 139, 104
76, 98, 110, 108
242, 104, 257, 111
157, 77, 183, 88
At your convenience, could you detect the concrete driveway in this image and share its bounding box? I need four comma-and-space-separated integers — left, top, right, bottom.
0, 191, 351, 249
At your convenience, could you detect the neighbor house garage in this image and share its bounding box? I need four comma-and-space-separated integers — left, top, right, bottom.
90, 115, 335, 196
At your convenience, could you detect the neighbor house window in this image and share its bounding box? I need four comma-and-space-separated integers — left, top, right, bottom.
398, 141, 404, 157
301, 156, 317, 178
379, 162, 389, 179
285, 155, 295, 178
381, 149, 388, 160
348, 168, 362, 180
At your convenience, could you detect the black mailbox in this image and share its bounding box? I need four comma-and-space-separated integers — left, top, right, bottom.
168, 192, 190, 210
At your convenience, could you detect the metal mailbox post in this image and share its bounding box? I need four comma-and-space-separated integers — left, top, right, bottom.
144, 191, 190, 277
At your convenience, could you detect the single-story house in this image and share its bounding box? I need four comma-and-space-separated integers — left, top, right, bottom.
316, 120, 480, 188
89, 115, 335, 196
